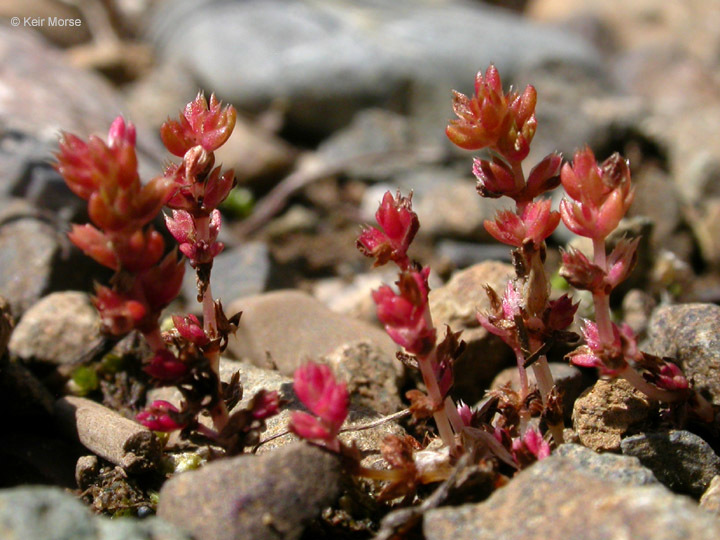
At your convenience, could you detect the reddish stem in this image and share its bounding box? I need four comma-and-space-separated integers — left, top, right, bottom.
591, 236, 614, 346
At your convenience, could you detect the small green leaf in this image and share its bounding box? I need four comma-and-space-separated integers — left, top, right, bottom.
72, 366, 98, 395
220, 187, 254, 218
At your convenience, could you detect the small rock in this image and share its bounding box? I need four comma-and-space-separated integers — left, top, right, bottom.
312, 270, 394, 323
572, 378, 654, 452
701, 476, 720, 515
0, 486, 192, 540
621, 430, 720, 498
423, 444, 720, 540
622, 288, 657, 337
490, 363, 586, 420
226, 290, 398, 376
0, 219, 61, 317
8, 291, 104, 368
646, 303, 720, 405
322, 341, 403, 415
317, 108, 415, 180
435, 240, 512, 270
158, 443, 342, 540
429, 261, 515, 403
182, 242, 273, 308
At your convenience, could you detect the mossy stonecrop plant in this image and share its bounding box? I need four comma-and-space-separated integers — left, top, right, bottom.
55, 94, 279, 453
446, 65, 575, 444
447, 65, 712, 425
287, 66, 716, 495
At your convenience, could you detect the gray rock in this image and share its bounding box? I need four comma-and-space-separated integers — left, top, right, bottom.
9, 291, 103, 367
148, 0, 600, 139
428, 261, 515, 403
424, 445, 720, 540
646, 303, 720, 405
226, 290, 398, 376
572, 378, 654, 452
0, 219, 62, 317
158, 443, 342, 540
0, 486, 191, 540
621, 430, 720, 498
182, 242, 273, 307
435, 240, 513, 270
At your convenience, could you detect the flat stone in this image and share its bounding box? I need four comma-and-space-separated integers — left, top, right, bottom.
226, 290, 398, 376
423, 444, 720, 540
621, 430, 720, 498
158, 443, 342, 540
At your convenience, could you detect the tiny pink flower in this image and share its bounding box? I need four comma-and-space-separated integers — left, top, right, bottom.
144, 350, 188, 382
251, 390, 280, 420
560, 148, 634, 240
560, 247, 606, 293
457, 400, 473, 427
523, 152, 562, 202
137, 400, 187, 432
605, 237, 640, 290
473, 157, 519, 199
654, 362, 690, 392
357, 190, 419, 269
92, 286, 147, 336
484, 199, 560, 248
289, 362, 349, 451
372, 268, 436, 355
160, 93, 237, 157
172, 314, 209, 346
512, 427, 551, 462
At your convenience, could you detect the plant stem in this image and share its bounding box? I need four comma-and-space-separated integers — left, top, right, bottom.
591, 237, 614, 345
417, 349, 457, 452
531, 355, 564, 444
192, 213, 228, 430
514, 348, 530, 435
